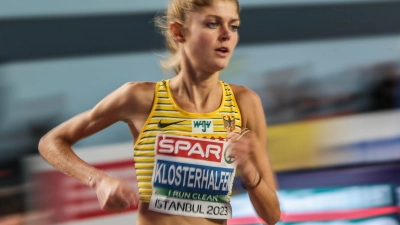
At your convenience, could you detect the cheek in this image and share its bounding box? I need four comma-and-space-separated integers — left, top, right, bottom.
190, 34, 214, 55
231, 34, 239, 47
194, 33, 213, 48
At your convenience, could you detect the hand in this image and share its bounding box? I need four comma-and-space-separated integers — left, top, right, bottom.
227, 129, 254, 170
227, 130, 260, 185
94, 175, 138, 212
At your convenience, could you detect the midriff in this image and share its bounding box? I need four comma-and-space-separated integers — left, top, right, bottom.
136, 202, 228, 225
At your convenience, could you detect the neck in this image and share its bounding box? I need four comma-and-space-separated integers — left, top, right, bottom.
170, 69, 222, 113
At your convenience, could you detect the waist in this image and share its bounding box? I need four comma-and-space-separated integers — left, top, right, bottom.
137, 202, 227, 225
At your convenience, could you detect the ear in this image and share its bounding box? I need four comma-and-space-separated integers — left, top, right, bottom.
169, 21, 185, 43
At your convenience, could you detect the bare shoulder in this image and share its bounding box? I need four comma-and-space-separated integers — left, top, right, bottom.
112, 82, 156, 106
229, 83, 261, 105
90, 81, 157, 121
228, 83, 264, 128
118, 81, 156, 98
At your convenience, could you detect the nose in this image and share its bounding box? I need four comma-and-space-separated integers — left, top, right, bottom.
219, 24, 231, 42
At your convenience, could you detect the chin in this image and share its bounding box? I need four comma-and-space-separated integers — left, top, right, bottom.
210, 65, 227, 73
212, 61, 230, 71
201, 58, 231, 73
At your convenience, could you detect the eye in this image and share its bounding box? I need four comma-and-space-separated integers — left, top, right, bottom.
207, 22, 219, 29
230, 25, 240, 32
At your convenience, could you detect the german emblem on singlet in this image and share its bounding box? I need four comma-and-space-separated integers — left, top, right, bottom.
223, 115, 236, 132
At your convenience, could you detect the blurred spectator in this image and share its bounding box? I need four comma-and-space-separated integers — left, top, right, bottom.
0, 211, 53, 225
371, 62, 400, 111
0, 185, 53, 225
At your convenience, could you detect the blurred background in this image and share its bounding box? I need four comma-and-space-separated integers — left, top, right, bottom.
1, 0, 400, 224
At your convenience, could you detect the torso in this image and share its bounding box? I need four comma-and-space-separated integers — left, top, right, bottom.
127, 80, 246, 225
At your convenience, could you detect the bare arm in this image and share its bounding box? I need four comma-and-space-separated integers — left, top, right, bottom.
231, 85, 281, 225
38, 82, 154, 211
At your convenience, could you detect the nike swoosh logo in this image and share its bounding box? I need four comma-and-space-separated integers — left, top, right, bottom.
158, 120, 186, 128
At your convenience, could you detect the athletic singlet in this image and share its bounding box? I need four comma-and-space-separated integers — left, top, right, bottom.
133, 79, 242, 219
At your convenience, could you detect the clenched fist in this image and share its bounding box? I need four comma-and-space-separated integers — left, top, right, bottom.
94, 175, 138, 212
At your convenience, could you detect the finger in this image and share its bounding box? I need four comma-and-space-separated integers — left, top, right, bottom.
229, 142, 251, 155
105, 198, 129, 211
121, 198, 131, 208
230, 129, 251, 142
229, 150, 249, 163
128, 191, 138, 206
121, 185, 137, 205
237, 129, 250, 140
226, 132, 240, 141
230, 144, 252, 159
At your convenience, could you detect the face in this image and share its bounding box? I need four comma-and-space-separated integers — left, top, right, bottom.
180, 0, 240, 73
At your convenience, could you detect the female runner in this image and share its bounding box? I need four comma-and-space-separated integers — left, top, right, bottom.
38, 0, 281, 224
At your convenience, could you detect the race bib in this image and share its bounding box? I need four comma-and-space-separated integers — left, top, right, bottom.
149, 134, 236, 219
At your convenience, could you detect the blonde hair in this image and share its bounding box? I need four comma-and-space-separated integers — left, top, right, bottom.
155, 0, 240, 75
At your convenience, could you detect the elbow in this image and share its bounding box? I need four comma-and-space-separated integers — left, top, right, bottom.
38, 135, 50, 156
38, 133, 73, 158
38, 133, 62, 156
262, 204, 281, 225
270, 208, 282, 225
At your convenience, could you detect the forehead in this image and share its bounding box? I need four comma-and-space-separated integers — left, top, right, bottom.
191, 1, 239, 21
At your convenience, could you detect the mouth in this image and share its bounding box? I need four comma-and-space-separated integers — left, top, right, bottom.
215, 47, 230, 57
215, 47, 230, 53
